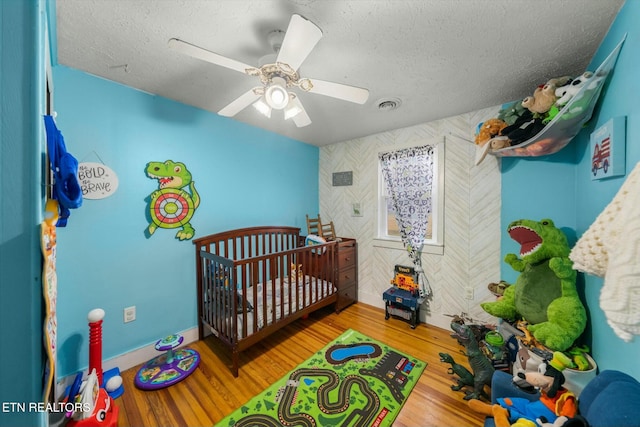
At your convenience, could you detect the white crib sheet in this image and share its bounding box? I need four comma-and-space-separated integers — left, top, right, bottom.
230, 275, 335, 339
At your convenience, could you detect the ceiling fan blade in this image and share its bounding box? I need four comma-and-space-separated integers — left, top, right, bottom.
276, 14, 323, 71
168, 38, 253, 74
218, 88, 262, 117
306, 78, 370, 104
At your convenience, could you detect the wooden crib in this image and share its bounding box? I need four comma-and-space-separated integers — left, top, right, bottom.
193, 226, 338, 377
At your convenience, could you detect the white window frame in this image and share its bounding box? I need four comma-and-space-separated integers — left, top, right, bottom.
374, 139, 445, 255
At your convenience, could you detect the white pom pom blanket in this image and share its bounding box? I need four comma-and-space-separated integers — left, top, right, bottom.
569, 161, 640, 341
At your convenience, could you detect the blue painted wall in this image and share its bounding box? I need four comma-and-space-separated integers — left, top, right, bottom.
52, 66, 320, 377
501, 0, 640, 379
0, 1, 47, 426
500, 148, 578, 284
572, 0, 640, 380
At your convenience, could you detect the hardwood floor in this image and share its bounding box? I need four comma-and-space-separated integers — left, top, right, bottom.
115, 303, 486, 427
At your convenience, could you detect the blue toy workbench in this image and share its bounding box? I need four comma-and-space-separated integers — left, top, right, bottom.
383, 287, 424, 329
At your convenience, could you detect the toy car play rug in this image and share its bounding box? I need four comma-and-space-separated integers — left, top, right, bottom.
217, 329, 427, 427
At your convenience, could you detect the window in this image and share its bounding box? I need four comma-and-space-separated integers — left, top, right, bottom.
376, 140, 444, 254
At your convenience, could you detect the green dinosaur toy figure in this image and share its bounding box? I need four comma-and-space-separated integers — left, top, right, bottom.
449, 322, 494, 401
439, 352, 475, 393
145, 160, 200, 240
481, 219, 586, 351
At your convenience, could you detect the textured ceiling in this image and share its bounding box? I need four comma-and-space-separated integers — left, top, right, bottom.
54, 0, 625, 146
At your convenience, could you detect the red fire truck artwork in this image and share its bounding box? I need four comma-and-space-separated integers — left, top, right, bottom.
592, 136, 611, 176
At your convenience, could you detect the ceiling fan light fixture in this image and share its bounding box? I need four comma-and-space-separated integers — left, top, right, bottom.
252, 98, 272, 118
267, 86, 288, 108
265, 78, 289, 110
284, 98, 302, 120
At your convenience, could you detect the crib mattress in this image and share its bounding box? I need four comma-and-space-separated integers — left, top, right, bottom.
207, 275, 335, 339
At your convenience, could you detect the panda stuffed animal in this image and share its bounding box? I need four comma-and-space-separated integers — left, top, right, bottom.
555, 72, 594, 107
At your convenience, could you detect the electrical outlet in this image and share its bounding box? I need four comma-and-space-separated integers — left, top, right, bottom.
464, 287, 474, 300
123, 306, 136, 323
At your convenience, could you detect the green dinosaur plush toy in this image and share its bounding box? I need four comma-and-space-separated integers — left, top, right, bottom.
481, 219, 586, 351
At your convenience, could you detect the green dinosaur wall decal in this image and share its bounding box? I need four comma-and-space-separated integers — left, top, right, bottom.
145, 160, 200, 241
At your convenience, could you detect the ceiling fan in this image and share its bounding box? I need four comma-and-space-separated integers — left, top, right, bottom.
168, 14, 369, 127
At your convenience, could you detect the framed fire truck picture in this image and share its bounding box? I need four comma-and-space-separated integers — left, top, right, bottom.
590, 116, 626, 180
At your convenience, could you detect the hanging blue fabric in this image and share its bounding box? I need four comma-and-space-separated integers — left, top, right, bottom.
44, 115, 82, 226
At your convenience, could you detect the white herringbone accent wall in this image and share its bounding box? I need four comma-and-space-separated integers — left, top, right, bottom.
320, 106, 502, 330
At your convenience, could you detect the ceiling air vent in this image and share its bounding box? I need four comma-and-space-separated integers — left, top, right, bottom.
377, 98, 401, 111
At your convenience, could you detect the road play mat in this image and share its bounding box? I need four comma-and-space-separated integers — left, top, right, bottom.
217, 329, 426, 427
